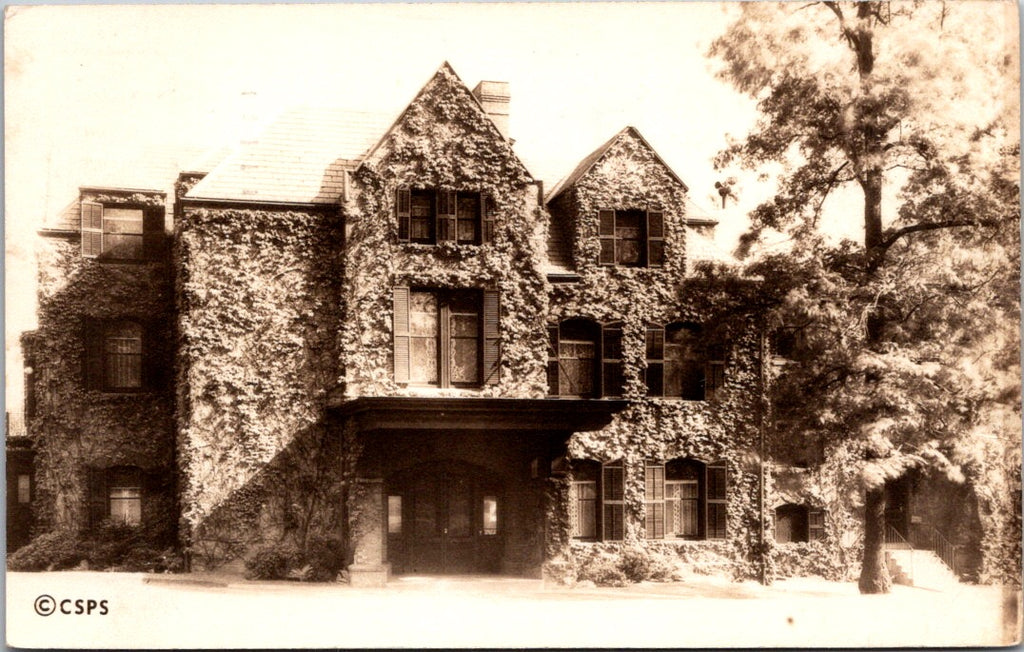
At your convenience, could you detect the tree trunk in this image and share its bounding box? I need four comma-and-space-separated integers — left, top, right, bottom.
862, 169, 884, 251
858, 485, 893, 594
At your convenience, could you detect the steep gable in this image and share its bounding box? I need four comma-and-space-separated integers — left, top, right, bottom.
358, 62, 532, 185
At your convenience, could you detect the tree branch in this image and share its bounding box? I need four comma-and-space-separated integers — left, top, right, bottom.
879, 220, 980, 250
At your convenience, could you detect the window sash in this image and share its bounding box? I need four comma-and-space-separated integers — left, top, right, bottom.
399, 289, 486, 388
17, 474, 30, 504
109, 486, 141, 525
597, 208, 665, 267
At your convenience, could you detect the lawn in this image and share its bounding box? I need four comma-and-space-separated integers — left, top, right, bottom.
6, 570, 1019, 648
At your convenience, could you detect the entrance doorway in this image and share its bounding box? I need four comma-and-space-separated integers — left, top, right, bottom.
386, 461, 503, 574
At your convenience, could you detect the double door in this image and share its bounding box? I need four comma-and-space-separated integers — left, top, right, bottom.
388, 465, 502, 574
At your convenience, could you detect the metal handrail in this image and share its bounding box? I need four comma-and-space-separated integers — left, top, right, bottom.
924, 526, 960, 577
884, 524, 914, 584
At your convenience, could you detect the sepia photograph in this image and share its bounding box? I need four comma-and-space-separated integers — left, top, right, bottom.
4, 1, 1021, 648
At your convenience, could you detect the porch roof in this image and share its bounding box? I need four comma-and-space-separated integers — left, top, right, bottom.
331, 396, 627, 433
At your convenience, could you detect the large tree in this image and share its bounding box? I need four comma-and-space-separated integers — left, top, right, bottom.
711, 1, 1019, 593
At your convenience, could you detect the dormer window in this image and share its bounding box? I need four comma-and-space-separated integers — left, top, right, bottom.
81, 201, 164, 261
598, 209, 664, 267
396, 188, 495, 245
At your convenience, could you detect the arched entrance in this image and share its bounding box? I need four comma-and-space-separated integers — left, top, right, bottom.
386, 460, 503, 574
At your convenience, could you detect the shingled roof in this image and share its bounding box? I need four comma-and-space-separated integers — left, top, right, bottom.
186, 106, 395, 204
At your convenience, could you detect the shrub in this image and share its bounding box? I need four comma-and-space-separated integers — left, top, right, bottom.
301, 536, 344, 582
8, 530, 82, 571
244, 544, 297, 580
618, 546, 679, 583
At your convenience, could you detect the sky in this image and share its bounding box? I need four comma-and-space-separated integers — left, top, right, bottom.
4, 2, 777, 411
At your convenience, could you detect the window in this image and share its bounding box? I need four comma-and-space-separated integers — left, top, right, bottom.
482, 496, 498, 535
396, 188, 495, 245
82, 320, 149, 392
393, 288, 500, 387
646, 323, 726, 400
646, 459, 727, 540
775, 504, 825, 543
17, 474, 31, 504
108, 467, 142, 526
81, 202, 163, 261
598, 209, 664, 267
388, 495, 403, 535
547, 319, 623, 398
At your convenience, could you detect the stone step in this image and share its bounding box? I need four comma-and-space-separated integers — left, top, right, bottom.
885, 549, 959, 591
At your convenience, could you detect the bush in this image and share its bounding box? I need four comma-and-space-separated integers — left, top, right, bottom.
619, 546, 679, 582
244, 544, 297, 580
8, 530, 82, 571
302, 536, 344, 582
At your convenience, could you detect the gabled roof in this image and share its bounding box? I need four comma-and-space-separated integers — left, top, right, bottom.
685, 227, 739, 270
545, 126, 689, 204
186, 106, 395, 204
357, 61, 531, 179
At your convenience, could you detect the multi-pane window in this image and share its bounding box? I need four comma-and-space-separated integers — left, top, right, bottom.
393, 288, 500, 387
83, 320, 147, 392
547, 319, 623, 398
598, 209, 665, 267
482, 496, 498, 536
388, 496, 403, 535
646, 459, 728, 540
108, 467, 142, 526
570, 462, 599, 540
646, 323, 726, 400
81, 202, 162, 260
396, 188, 495, 245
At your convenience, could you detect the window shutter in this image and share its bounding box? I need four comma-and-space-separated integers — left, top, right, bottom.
141, 324, 168, 391
705, 361, 726, 400
645, 327, 665, 397
645, 461, 665, 539
87, 467, 108, 529
707, 462, 727, 539
546, 325, 560, 396
396, 188, 411, 242
393, 287, 411, 384
482, 290, 500, 385
82, 319, 104, 390
142, 208, 166, 261
601, 324, 623, 397
598, 210, 616, 265
437, 189, 456, 242
81, 202, 103, 258
647, 210, 665, 267
482, 193, 496, 244
601, 460, 625, 541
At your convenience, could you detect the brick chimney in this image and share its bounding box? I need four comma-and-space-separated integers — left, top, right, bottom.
472, 81, 510, 139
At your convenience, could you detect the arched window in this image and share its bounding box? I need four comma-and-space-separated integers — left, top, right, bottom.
646, 323, 726, 400
645, 458, 728, 540
774, 504, 825, 543
547, 319, 623, 398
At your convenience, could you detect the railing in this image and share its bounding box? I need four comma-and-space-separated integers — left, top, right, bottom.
884, 524, 914, 584
915, 525, 960, 577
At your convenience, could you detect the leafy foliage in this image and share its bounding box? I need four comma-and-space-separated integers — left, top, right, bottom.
711, 1, 1020, 591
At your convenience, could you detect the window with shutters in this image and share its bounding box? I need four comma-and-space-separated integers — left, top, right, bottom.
547, 319, 622, 398
647, 459, 727, 540
597, 208, 665, 267
396, 188, 494, 246
393, 288, 499, 388
83, 320, 151, 392
774, 504, 825, 543
80, 202, 164, 261
88, 466, 144, 528
646, 323, 727, 401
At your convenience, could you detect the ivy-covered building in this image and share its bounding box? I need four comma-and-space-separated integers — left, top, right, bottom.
24, 62, 816, 586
